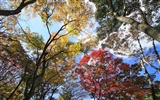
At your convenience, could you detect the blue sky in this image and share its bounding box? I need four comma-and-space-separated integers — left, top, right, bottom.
18, 12, 62, 41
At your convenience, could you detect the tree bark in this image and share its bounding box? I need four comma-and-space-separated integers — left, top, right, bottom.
116, 16, 160, 42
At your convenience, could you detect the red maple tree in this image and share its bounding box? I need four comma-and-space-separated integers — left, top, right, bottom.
76, 49, 149, 100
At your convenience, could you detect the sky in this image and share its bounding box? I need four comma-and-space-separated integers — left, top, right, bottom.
18, 12, 63, 41
16, 1, 160, 99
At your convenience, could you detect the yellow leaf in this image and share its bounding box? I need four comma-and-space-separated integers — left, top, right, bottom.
68, 42, 81, 56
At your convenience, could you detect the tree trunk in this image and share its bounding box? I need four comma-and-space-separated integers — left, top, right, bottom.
116, 16, 160, 42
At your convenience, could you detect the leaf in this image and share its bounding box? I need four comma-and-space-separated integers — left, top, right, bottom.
58, 96, 64, 100
79, 55, 90, 65
76, 49, 149, 99
68, 42, 81, 56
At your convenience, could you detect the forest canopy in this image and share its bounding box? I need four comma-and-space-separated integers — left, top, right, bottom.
0, 0, 160, 100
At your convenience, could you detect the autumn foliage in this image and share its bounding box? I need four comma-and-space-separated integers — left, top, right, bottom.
76, 49, 149, 99
1, 0, 159, 99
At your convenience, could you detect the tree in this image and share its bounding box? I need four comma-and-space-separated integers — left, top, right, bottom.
91, 1, 160, 99
75, 49, 150, 100
0, 0, 95, 100
0, 32, 29, 99
145, 81, 160, 100
91, 0, 160, 41
2, 0, 159, 100
58, 77, 89, 100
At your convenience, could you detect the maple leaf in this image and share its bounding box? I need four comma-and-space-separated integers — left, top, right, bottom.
76, 49, 150, 99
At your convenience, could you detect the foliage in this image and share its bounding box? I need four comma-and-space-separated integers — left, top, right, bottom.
91, 1, 160, 99
76, 49, 150, 99
0, 32, 29, 99
145, 81, 160, 100
79, 34, 98, 53
0, 0, 95, 100
92, 0, 160, 41
58, 78, 89, 100
91, 0, 160, 57
0, 0, 159, 100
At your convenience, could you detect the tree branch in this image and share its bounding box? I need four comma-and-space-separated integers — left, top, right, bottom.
0, 0, 36, 16
137, 37, 157, 100
116, 16, 160, 42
